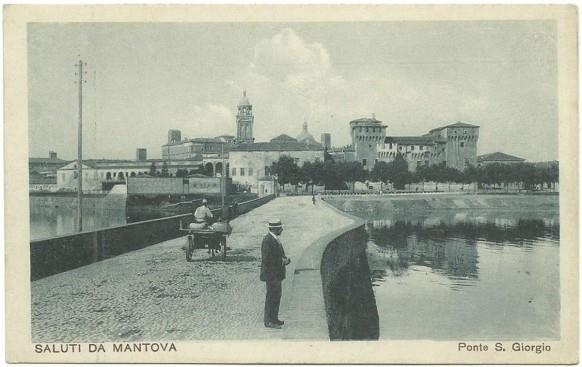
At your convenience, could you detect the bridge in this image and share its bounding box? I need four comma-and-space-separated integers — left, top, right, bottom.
31, 195, 361, 343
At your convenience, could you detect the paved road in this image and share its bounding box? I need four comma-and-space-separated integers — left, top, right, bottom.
31, 196, 354, 342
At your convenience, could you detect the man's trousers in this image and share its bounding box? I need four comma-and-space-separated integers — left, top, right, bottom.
264, 280, 282, 325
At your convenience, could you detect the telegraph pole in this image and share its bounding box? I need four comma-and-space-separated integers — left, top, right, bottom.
75, 59, 87, 232
221, 143, 225, 210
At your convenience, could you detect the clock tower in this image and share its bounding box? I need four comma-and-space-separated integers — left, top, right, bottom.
236, 91, 254, 144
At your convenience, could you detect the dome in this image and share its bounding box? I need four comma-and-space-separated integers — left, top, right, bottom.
296, 120, 319, 145
238, 90, 251, 107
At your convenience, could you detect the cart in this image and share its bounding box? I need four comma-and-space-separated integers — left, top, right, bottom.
179, 223, 230, 262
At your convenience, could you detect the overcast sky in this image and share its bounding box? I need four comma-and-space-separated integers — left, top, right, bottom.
28, 21, 557, 161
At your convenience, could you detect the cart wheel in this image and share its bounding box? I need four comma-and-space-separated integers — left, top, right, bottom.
221, 238, 227, 261
186, 235, 194, 262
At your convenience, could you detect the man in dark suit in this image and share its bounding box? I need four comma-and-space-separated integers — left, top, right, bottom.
260, 219, 291, 329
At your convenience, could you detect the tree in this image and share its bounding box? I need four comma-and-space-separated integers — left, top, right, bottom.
370, 161, 391, 182
161, 161, 169, 177
389, 153, 411, 190
271, 155, 303, 189
462, 165, 480, 191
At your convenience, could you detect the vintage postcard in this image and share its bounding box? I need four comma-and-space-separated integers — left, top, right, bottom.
4, 4, 578, 364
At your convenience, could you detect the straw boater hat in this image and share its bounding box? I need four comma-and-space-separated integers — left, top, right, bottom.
267, 219, 283, 229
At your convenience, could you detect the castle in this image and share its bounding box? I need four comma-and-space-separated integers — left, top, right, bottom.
350, 116, 479, 172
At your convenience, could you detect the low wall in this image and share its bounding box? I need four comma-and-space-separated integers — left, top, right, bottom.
30, 194, 274, 281
319, 225, 379, 340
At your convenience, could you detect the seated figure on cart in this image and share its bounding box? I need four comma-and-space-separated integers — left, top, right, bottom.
192, 198, 214, 228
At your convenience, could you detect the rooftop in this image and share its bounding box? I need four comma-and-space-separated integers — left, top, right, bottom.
59, 159, 203, 170
270, 134, 297, 143
385, 136, 446, 145
29, 157, 69, 164
238, 90, 251, 107
430, 122, 479, 132
349, 117, 384, 126
477, 152, 525, 162
162, 137, 226, 147
231, 141, 324, 152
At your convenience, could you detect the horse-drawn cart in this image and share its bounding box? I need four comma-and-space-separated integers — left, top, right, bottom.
180, 221, 232, 261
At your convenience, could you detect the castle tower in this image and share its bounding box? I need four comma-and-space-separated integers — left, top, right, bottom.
236, 91, 254, 144
350, 115, 387, 170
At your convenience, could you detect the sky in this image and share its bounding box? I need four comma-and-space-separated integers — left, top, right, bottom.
28, 21, 558, 161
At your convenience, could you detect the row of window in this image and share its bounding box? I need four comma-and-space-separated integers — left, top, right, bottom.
379, 144, 427, 151
356, 135, 383, 142
448, 135, 476, 140
231, 166, 275, 177
232, 167, 254, 177
355, 127, 383, 133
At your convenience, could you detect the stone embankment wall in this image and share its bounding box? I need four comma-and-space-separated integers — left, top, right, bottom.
325, 193, 558, 214
319, 226, 379, 340
30, 195, 274, 281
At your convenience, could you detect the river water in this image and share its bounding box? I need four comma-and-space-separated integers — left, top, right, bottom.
29, 195, 188, 240
331, 203, 560, 341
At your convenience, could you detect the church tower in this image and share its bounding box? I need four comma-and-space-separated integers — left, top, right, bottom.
236, 91, 254, 144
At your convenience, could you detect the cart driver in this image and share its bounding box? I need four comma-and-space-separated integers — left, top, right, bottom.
194, 198, 214, 225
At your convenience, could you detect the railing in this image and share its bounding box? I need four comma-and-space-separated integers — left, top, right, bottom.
30, 194, 275, 281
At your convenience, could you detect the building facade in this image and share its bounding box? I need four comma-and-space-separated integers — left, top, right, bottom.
136, 148, 147, 161
320, 133, 332, 150
350, 116, 387, 170
327, 146, 356, 163
377, 122, 479, 172
57, 159, 203, 192
127, 176, 231, 196
29, 152, 69, 176
162, 137, 228, 161
236, 91, 254, 144
428, 122, 479, 171
378, 136, 447, 172
228, 135, 324, 192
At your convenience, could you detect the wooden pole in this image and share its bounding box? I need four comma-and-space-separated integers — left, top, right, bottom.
76, 59, 84, 232
221, 143, 225, 210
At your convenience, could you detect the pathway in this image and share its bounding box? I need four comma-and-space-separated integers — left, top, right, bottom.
31, 196, 354, 342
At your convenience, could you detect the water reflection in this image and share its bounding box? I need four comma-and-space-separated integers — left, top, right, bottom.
361, 209, 560, 340
29, 195, 190, 240
368, 213, 559, 284
30, 200, 127, 240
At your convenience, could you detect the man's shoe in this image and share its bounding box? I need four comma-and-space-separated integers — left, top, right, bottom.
264, 322, 282, 329
273, 319, 284, 325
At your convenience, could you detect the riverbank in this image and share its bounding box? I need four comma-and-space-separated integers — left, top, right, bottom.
31, 196, 355, 342
324, 192, 558, 215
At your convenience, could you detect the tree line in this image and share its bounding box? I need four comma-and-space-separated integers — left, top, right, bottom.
270, 154, 559, 191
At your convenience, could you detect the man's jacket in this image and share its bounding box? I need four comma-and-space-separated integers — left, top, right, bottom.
260, 233, 286, 282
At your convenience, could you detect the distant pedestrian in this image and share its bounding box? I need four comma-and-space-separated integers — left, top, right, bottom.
233, 201, 239, 216
260, 219, 291, 329
312, 195, 316, 205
